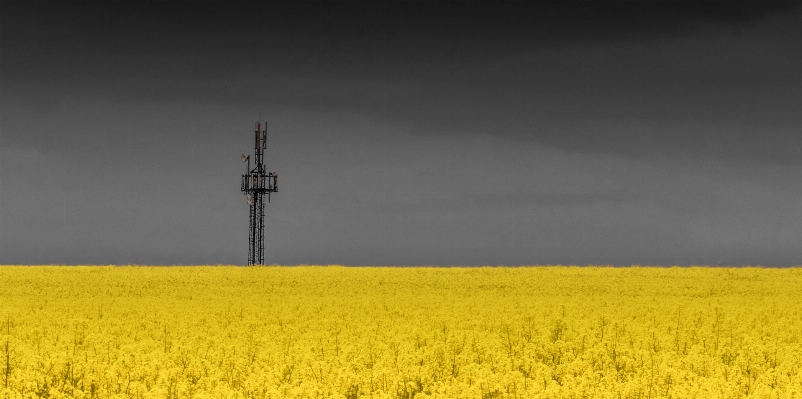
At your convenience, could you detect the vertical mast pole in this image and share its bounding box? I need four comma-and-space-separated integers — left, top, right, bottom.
241, 121, 278, 266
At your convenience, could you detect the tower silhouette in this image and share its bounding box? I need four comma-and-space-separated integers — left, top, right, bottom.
240, 122, 278, 265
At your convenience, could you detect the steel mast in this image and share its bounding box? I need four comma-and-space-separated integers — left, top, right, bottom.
241, 122, 278, 266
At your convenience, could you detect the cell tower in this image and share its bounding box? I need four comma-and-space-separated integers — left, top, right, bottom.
240, 122, 278, 266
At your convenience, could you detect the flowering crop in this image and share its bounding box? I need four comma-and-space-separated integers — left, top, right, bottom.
1, 266, 801, 398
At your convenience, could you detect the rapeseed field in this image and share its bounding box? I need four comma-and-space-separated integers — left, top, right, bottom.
1, 266, 801, 399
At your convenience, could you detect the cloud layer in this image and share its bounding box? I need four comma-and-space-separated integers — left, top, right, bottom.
2, 2, 801, 265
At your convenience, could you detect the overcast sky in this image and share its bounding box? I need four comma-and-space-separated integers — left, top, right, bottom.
2, 2, 801, 266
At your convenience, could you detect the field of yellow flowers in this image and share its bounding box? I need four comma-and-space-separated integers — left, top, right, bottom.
1, 266, 801, 398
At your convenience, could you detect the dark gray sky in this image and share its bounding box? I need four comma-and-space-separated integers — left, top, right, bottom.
2, 2, 801, 266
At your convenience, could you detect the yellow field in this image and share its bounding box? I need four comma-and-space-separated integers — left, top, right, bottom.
1, 266, 801, 399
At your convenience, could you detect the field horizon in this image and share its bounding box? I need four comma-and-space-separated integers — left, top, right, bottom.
3, 264, 799, 268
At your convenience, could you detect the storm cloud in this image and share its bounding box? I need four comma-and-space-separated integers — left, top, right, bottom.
2, 2, 801, 265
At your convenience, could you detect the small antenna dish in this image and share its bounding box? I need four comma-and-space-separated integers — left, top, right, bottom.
241, 154, 249, 162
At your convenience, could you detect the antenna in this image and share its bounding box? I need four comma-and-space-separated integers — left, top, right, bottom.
240, 122, 279, 266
